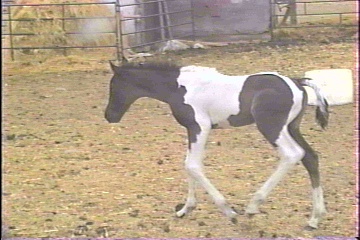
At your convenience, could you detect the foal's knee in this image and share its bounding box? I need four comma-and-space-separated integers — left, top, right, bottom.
184, 162, 202, 178
279, 147, 305, 164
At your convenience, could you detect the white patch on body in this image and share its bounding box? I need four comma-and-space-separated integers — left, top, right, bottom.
177, 66, 248, 129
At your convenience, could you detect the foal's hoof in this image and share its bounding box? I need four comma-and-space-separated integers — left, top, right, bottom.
175, 203, 185, 213
175, 203, 197, 218
306, 220, 319, 230
175, 204, 186, 218
232, 207, 245, 215
224, 207, 238, 223
246, 213, 256, 219
245, 209, 259, 218
304, 225, 317, 231
245, 205, 261, 217
245, 209, 262, 218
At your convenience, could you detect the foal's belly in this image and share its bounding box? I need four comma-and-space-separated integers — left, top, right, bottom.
210, 110, 255, 129
211, 120, 233, 129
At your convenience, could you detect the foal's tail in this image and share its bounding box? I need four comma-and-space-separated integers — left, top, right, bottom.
294, 78, 329, 129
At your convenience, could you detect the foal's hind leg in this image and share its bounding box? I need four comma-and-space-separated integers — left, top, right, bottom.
245, 123, 305, 215
288, 125, 327, 228
245, 91, 306, 215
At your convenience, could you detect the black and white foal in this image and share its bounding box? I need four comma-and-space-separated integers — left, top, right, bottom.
105, 62, 329, 229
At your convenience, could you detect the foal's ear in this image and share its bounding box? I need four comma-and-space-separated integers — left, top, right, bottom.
109, 61, 121, 75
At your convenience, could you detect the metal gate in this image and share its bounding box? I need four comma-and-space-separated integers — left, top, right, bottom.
1, 0, 195, 61
3, 0, 356, 62
270, 0, 357, 36
117, 0, 194, 58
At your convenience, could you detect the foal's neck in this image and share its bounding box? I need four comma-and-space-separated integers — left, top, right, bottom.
132, 69, 181, 104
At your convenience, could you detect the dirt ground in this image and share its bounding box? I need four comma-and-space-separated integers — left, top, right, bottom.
2, 40, 358, 238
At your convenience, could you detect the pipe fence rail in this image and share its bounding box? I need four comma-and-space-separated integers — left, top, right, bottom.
2, 0, 357, 62
270, 0, 357, 32
117, 0, 194, 52
2, 1, 120, 61
1, 0, 194, 61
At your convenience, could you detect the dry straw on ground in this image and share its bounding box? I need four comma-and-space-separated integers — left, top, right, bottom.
10, 0, 114, 50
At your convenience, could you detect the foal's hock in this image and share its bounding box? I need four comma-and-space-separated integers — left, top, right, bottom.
104, 62, 329, 229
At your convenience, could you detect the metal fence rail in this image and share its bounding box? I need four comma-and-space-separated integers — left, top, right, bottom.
270, 0, 357, 34
2, 1, 120, 61
2, 0, 356, 62
1, 0, 195, 61
118, 0, 194, 52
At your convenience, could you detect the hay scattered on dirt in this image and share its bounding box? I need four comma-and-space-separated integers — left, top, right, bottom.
11, 0, 114, 49
2, 41, 356, 238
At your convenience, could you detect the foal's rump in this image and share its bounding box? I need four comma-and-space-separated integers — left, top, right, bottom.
242, 74, 304, 145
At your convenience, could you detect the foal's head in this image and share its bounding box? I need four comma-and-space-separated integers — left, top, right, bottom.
104, 62, 144, 123
104, 61, 181, 123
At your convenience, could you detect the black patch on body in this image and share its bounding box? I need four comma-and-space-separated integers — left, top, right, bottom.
105, 62, 201, 149
228, 74, 296, 145
169, 86, 202, 148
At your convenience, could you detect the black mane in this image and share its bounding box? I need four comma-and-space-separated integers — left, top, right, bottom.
119, 62, 182, 72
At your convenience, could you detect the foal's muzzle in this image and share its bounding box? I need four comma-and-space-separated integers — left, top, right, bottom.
104, 108, 121, 123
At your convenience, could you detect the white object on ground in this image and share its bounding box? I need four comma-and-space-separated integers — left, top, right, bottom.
193, 43, 207, 49
158, 40, 190, 52
304, 69, 353, 106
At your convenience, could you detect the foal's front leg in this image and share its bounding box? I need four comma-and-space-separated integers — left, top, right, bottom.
175, 174, 197, 217
176, 124, 237, 222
